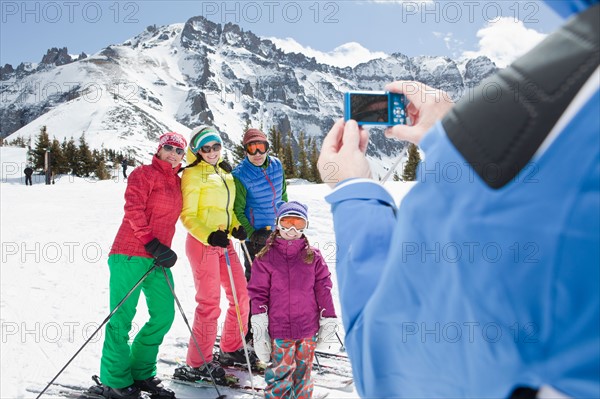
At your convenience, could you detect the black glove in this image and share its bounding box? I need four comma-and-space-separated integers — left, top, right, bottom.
144, 238, 177, 268
250, 228, 271, 247
207, 230, 230, 248
231, 226, 247, 240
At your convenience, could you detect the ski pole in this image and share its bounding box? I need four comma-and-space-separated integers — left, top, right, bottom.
159, 266, 226, 399
36, 263, 158, 399
223, 247, 256, 397
336, 331, 346, 352
240, 240, 253, 266
314, 353, 324, 374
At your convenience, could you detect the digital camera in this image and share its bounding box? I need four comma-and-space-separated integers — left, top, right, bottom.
344, 91, 406, 127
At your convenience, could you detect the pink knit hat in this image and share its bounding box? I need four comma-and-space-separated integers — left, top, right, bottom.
157, 132, 187, 153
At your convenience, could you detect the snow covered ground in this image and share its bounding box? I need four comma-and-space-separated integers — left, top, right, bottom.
1, 146, 415, 398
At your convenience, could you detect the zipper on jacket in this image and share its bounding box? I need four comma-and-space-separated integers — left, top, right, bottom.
287, 244, 292, 331
214, 164, 231, 231
262, 169, 278, 214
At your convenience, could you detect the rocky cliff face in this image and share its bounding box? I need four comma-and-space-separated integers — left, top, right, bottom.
1, 16, 498, 169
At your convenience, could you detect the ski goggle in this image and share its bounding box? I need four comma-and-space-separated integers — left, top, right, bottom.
162, 144, 185, 156
245, 141, 269, 155
277, 215, 308, 233
199, 143, 222, 154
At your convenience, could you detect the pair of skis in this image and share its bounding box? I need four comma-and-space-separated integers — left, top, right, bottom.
164, 355, 353, 392
29, 376, 157, 399
165, 373, 332, 399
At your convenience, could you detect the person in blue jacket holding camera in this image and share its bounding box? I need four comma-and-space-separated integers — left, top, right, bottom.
318, 1, 599, 398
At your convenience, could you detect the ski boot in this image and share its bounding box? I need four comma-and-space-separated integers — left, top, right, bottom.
218, 347, 258, 367
80, 376, 150, 399
134, 376, 175, 399
173, 361, 227, 383
218, 347, 264, 373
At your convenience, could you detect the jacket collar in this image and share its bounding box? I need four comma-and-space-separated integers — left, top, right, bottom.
272, 236, 306, 256
243, 156, 271, 170
196, 158, 224, 175
152, 155, 182, 175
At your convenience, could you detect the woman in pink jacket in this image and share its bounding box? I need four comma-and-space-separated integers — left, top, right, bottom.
248, 201, 337, 399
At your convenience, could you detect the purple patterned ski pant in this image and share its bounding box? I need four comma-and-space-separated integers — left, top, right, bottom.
264, 336, 318, 399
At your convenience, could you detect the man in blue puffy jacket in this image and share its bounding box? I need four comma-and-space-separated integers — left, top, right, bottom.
233, 128, 288, 280
233, 128, 288, 344
318, 1, 599, 398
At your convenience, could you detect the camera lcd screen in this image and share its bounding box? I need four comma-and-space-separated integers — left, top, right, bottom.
350, 93, 389, 123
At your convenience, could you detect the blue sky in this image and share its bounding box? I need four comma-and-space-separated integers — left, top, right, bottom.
1, 1, 564, 67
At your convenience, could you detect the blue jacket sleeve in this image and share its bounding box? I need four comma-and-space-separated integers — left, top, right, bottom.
325, 179, 397, 333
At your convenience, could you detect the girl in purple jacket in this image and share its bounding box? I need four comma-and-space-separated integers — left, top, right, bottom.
248, 201, 337, 399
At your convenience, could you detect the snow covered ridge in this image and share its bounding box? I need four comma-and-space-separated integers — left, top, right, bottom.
0, 15, 497, 175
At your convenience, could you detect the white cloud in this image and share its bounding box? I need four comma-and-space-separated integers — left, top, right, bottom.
267, 37, 389, 68
462, 17, 546, 68
433, 31, 465, 60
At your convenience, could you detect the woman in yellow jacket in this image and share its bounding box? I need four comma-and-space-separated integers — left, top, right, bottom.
175, 126, 253, 382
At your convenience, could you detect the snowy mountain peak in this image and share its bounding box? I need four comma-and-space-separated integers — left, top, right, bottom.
1, 15, 497, 176
40, 47, 73, 66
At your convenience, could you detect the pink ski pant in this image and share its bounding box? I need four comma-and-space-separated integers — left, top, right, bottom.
185, 234, 249, 367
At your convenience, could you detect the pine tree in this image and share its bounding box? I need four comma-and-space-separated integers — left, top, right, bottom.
113, 150, 124, 170
232, 120, 252, 166
309, 137, 322, 183
283, 131, 295, 177
33, 126, 51, 170
50, 138, 67, 174
78, 134, 95, 177
298, 131, 310, 180
7, 136, 27, 147
232, 136, 247, 166
27, 142, 34, 166
93, 149, 110, 180
243, 119, 252, 132
393, 171, 401, 181
402, 143, 421, 182
223, 151, 232, 166
63, 137, 79, 175
268, 126, 283, 159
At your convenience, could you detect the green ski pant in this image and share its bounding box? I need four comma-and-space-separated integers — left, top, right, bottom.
100, 254, 175, 389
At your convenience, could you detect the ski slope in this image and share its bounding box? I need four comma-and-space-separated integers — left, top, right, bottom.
0, 147, 416, 398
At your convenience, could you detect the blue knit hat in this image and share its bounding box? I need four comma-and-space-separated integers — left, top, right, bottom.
190, 126, 222, 153
277, 201, 308, 222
